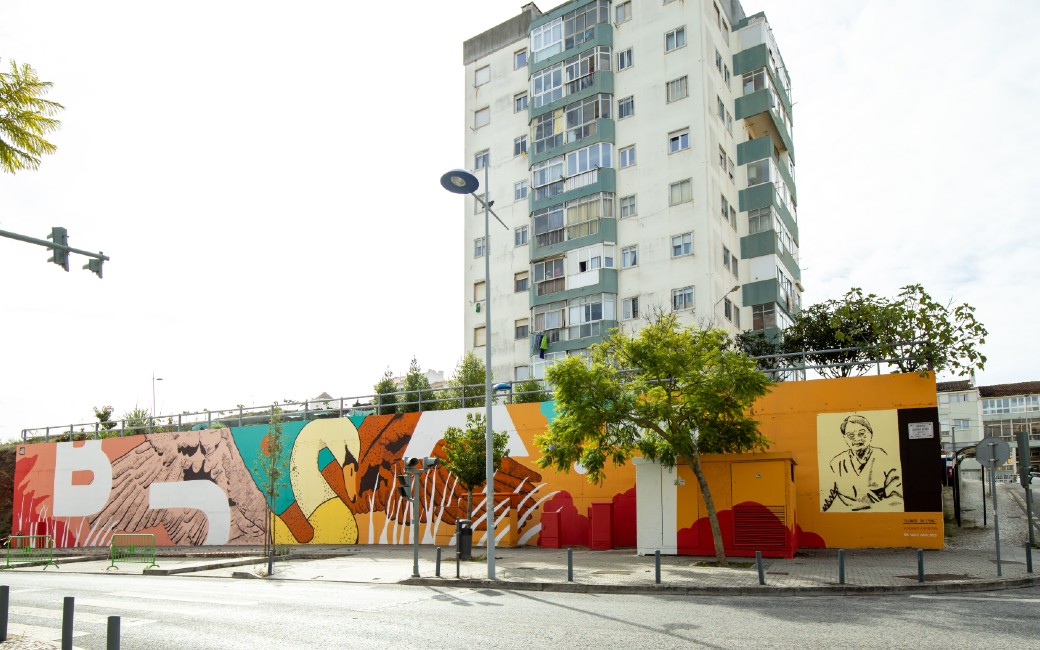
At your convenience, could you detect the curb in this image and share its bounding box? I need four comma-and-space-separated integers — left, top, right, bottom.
400, 574, 1040, 597
145, 557, 268, 576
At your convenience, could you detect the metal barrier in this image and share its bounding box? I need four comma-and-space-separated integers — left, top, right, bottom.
3, 535, 59, 570
107, 534, 158, 570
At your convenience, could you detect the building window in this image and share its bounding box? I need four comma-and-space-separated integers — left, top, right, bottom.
533, 258, 566, 296
474, 237, 486, 258
619, 194, 637, 218
953, 418, 970, 430
724, 65, 731, 83
514, 271, 529, 292
730, 206, 737, 229
618, 95, 634, 119
474, 281, 486, 304
514, 92, 528, 113
474, 326, 486, 347
725, 110, 733, 134
721, 195, 729, 221
514, 180, 528, 201
515, 318, 530, 340
715, 49, 723, 73
515, 49, 528, 69
734, 304, 741, 328
672, 286, 694, 311
727, 156, 735, 180
515, 365, 531, 381
514, 135, 528, 157
723, 246, 732, 271
621, 245, 638, 268
622, 296, 639, 320
474, 107, 490, 129
671, 232, 693, 257
615, 1, 631, 23
752, 303, 776, 330
515, 225, 529, 247
617, 48, 633, 70
717, 96, 725, 121
665, 26, 686, 52
475, 65, 490, 86
666, 76, 688, 102
669, 178, 692, 205
619, 145, 636, 168
668, 129, 689, 153
568, 292, 616, 339
475, 149, 489, 170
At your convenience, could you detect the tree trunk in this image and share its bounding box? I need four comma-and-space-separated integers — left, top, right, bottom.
687, 450, 728, 568
466, 488, 473, 521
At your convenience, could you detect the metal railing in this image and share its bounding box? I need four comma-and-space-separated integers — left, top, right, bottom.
3, 535, 58, 570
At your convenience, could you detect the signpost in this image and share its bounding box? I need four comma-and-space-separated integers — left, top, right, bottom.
975, 436, 1011, 576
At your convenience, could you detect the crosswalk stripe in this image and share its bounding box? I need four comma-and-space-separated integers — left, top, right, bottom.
5, 621, 87, 642
104, 590, 258, 606
9, 605, 153, 626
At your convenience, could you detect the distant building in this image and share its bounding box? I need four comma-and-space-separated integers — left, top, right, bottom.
936, 378, 983, 453
979, 381, 1040, 475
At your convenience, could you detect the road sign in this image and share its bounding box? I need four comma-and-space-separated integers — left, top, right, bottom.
976, 436, 1010, 469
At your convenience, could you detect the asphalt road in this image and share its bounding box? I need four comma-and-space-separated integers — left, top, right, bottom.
1, 572, 1038, 649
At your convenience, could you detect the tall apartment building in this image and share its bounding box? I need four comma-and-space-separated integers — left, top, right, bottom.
460, 0, 801, 382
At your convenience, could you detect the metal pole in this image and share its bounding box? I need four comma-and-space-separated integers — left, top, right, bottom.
982, 465, 987, 526
655, 550, 661, 584
412, 471, 420, 578
1026, 542, 1033, 574
917, 549, 925, 583
0, 585, 8, 642
838, 549, 846, 585
62, 596, 74, 650
991, 464, 1002, 577
567, 548, 573, 582
755, 551, 765, 585
482, 163, 496, 581
107, 615, 121, 650
436, 547, 442, 577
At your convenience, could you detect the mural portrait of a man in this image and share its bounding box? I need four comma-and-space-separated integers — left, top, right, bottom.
819, 413, 903, 513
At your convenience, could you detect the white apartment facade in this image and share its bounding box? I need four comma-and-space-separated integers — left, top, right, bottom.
461, 0, 801, 382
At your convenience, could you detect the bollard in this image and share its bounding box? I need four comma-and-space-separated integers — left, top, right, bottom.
567, 548, 573, 582
1, 585, 8, 643
655, 550, 661, 585
917, 549, 925, 583
755, 551, 765, 585
436, 547, 442, 577
455, 545, 460, 579
62, 596, 74, 650
1027, 543, 1033, 574
107, 615, 120, 650
838, 549, 846, 585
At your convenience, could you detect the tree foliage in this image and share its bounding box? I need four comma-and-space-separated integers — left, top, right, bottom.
121, 407, 152, 436
536, 313, 771, 565
373, 369, 398, 415
399, 357, 435, 413
512, 379, 550, 404
784, 299, 878, 378
441, 412, 509, 519
253, 406, 287, 560
0, 60, 64, 174
93, 405, 118, 437
733, 330, 788, 381
828, 285, 987, 376
445, 352, 491, 410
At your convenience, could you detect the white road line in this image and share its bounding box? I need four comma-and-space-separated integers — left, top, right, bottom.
5, 622, 87, 641
104, 590, 259, 606
9, 605, 153, 626
910, 594, 1040, 603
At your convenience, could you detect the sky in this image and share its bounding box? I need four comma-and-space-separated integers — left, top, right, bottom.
2, 0, 1037, 441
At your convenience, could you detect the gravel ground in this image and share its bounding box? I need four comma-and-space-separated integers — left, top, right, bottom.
944, 477, 1037, 550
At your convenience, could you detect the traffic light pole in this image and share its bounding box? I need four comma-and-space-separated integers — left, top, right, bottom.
0, 227, 109, 277
411, 469, 420, 578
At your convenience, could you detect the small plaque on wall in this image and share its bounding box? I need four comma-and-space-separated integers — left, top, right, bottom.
908, 422, 934, 440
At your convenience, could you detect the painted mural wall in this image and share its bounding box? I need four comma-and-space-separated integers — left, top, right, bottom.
11, 373, 942, 551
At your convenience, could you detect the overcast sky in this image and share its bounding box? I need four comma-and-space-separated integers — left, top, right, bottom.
2, 0, 1036, 441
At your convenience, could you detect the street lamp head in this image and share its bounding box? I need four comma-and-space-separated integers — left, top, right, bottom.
728, 285, 740, 294
440, 169, 479, 195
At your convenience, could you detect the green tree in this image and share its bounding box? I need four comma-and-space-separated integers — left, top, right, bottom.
0, 60, 64, 174
445, 352, 491, 409
373, 369, 398, 415
734, 331, 788, 381
832, 285, 987, 376
399, 357, 435, 413
783, 299, 878, 378
253, 406, 287, 564
512, 379, 550, 403
93, 405, 118, 437
536, 313, 771, 566
121, 406, 152, 436
441, 412, 509, 520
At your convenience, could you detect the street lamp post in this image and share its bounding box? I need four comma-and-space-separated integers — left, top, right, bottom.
440, 166, 507, 580
713, 284, 741, 323
152, 372, 163, 431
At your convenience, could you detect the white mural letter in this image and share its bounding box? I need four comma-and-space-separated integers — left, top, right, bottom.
149, 481, 231, 545
53, 441, 113, 517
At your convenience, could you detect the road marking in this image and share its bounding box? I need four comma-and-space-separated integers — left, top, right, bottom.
910, 595, 1040, 603
5, 622, 87, 642
104, 590, 259, 606
10, 605, 153, 626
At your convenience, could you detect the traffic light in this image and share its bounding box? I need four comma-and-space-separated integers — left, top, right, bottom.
1017, 431, 1032, 486
83, 258, 104, 279
396, 474, 411, 500
47, 227, 69, 271
404, 456, 439, 470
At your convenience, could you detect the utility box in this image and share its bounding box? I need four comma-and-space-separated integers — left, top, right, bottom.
539, 511, 561, 548
588, 502, 614, 550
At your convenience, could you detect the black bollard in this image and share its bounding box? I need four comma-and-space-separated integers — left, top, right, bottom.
107, 615, 120, 650
436, 547, 442, 577
1, 585, 9, 642
567, 548, 573, 582
1027, 543, 1033, 574
838, 549, 846, 585
655, 550, 661, 584
917, 549, 925, 583
755, 551, 765, 585
62, 596, 74, 650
